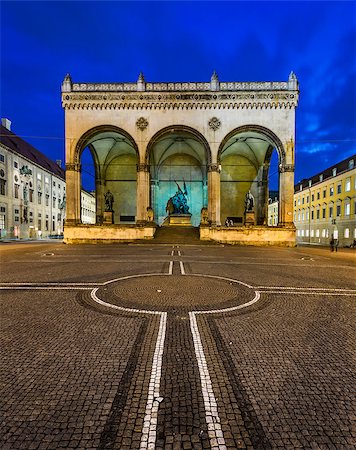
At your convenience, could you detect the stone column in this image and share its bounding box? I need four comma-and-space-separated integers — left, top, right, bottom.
208, 163, 221, 226
95, 178, 104, 224
278, 164, 295, 226
65, 163, 81, 225
136, 163, 150, 223
257, 163, 269, 225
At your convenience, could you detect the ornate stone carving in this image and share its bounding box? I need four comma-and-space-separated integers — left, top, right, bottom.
136, 117, 148, 130
208, 163, 221, 173
65, 163, 81, 171
279, 164, 295, 173
136, 163, 149, 172
208, 117, 221, 131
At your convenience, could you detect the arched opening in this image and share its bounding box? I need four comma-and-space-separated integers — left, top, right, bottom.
218, 126, 285, 226
76, 126, 138, 224
146, 126, 211, 227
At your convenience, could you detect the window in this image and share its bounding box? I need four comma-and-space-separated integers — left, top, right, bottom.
323, 189, 326, 198
311, 210, 314, 220
301, 229, 305, 237
344, 228, 350, 238
53, 181, 56, 187
306, 196, 309, 203
332, 168, 337, 176
319, 174, 323, 182
306, 210, 309, 220
311, 194, 314, 202
329, 186, 334, 196
0, 153, 4, 162
38, 191, 42, 204
45, 220, 49, 231
45, 195, 49, 207
349, 159, 354, 169
337, 184, 342, 194
308, 180, 312, 187
37, 173, 41, 180
329, 206, 333, 218
302, 197, 305, 204
306, 229, 309, 237
14, 161, 18, 168
322, 229, 326, 238
38, 219, 42, 230
53, 197, 56, 208
14, 184, 19, 198
302, 211, 305, 221
0, 179, 6, 195
29, 190, 33, 202
298, 198, 300, 205
345, 202, 350, 216
345, 178, 351, 192
317, 192, 320, 200
322, 208, 326, 219
336, 204, 341, 216
310, 229, 314, 237
316, 210, 320, 220
316, 229, 320, 237
0, 213, 5, 229
298, 212, 301, 221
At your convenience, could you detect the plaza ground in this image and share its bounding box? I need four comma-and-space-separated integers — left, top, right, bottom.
0, 241, 355, 449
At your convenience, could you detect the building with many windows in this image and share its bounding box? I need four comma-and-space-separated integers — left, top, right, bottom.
267, 155, 356, 247
0, 119, 96, 239
294, 155, 355, 247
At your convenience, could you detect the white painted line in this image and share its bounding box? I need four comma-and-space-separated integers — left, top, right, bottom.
262, 291, 356, 296
196, 291, 261, 315
0, 282, 100, 286
255, 286, 356, 292
179, 261, 185, 275
0, 287, 91, 290
189, 312, 226, 449
140, 312, 167, 450
188, 273, 254, 289
168, 261, 173, 275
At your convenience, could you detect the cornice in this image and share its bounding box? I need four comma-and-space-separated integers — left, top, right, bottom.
62, 90, 298, 111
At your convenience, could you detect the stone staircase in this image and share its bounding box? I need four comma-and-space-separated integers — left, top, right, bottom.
153, 226, 201, 244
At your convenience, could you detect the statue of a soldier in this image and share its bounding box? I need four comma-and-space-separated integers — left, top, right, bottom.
104, 190, 114, 211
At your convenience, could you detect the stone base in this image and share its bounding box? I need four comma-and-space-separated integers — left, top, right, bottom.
64, 224, 156, 243
103, 211, 114, 224
200, 225, 296, 247
244, 211, 255, 226
162, 214, 192, 227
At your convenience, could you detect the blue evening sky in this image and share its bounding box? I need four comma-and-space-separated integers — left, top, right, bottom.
1, 0, 355, 189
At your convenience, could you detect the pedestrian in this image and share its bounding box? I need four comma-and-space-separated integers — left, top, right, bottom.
229, 219, 234, 227
334, 239, 338, 252
330, 237, 334, 252
225, 218, 229, 227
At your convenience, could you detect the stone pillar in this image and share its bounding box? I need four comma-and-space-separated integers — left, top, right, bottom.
65, 163, 81, 225
278, 164, 295, 226
95, 178, 104, 224
208, 163, 221, 226
136, 163, 150, 223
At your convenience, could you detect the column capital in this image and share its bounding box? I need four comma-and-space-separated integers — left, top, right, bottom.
65, 163, 81, 171
208, 163, 221, 173
279, 164, 294, 173
137, 163, 149, 172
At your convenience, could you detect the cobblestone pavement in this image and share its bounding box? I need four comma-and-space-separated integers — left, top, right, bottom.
0, 242, 355, 449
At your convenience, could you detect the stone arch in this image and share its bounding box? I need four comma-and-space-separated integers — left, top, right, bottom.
73, 125, 140, 225
217, 124, 286, 166
145, 125, 212, 166
145, 125, 212, 227
74, 124, 139, 165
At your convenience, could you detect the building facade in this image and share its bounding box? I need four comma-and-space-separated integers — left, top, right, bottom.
61, 72, 299, 245
294, 155, 356, 247
0, 120, 96, 239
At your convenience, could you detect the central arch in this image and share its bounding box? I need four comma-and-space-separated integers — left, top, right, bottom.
146, 126, 211, 227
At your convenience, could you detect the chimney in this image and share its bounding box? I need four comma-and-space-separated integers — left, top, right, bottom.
56, 160, 62, 168
1, 118, 12, 131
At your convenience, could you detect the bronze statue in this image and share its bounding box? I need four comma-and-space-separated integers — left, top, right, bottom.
104, 190, 114, 211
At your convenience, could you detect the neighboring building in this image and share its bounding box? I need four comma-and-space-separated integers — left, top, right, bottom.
81, 190, 96, 224
294, 155, 356, 247
268, 191, 279, 227
267, 156, 356, 246
0, 119, 96, 239
0, 120, 66, 239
